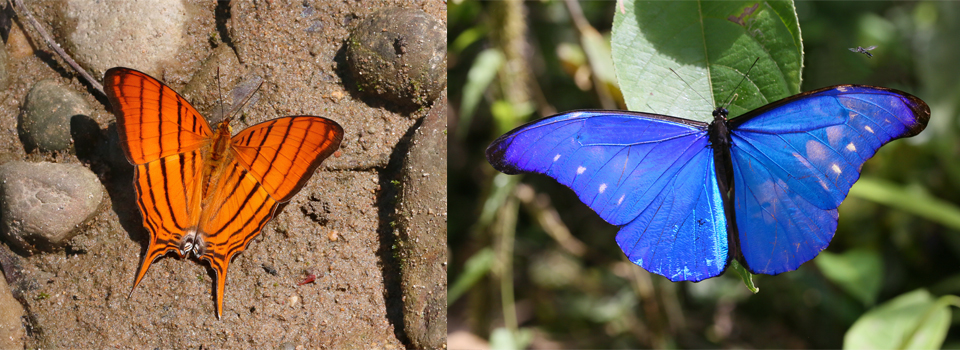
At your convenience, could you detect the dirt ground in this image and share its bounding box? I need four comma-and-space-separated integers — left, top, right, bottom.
0, 0, 445, 348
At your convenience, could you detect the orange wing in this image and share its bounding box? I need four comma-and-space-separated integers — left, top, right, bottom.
231, 116, 344, 201
196, 116, 343, 318
129, 150, 205, 290
104, 67, 210, 297
104, 68, 214, 164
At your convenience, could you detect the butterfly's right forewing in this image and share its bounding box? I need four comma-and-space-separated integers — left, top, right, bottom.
487, 111, 730, 281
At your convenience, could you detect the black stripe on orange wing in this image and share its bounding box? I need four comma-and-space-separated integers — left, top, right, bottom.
230, 116, 344, 201
104, 67, 214, 165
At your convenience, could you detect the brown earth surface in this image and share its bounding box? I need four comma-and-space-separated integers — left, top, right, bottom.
0, 0, 445, 348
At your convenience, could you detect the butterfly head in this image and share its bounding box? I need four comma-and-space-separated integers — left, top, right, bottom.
712, 107, 729, 119
215, 118, 234, 136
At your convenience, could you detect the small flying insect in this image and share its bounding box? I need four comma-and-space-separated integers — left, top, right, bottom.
849, 45, 877, 58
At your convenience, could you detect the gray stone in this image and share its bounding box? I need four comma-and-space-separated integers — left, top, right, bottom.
19, 80, 91, 152
346, 8, 446, 106
54, 0, 189, 78
0, 162, 103, 254
0, 276, 24, 350
396, 94, 447, 348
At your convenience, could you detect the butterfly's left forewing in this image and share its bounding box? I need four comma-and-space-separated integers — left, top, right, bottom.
487, 111, 730, 281
728, 85, 930, 275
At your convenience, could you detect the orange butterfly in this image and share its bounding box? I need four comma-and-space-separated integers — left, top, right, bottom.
103, 67, 344, 319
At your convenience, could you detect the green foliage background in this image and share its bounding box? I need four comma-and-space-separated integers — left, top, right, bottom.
449, 1, 960, 348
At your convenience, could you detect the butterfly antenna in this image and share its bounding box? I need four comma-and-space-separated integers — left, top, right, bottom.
216, 66, 227, 124
720, 57, 760, 110
668, 67, 711, 106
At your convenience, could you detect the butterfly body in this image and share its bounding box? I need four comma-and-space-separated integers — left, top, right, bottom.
487, 85, 929, 282
104, 67, 344, 318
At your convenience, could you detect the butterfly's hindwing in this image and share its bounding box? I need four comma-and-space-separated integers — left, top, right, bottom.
129, 149, 205, 291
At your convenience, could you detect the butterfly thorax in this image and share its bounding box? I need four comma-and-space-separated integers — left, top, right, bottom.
707, 107, 731, 152
210, 120, 234, 163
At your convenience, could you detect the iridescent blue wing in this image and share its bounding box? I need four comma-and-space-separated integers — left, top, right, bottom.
728, 85, 929, 275
487, 110, 730, 281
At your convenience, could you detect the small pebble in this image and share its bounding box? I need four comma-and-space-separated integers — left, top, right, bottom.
262, 264, 278, 276
288, 295, 299, 307
19, 80, 91, 152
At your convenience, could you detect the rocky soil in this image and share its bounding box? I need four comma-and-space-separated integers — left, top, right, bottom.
0, 0, 446, 348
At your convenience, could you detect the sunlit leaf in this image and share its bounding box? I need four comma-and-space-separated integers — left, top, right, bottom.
844, 290, 957, 350
611, 0, 802, 122
490, 327, 533, 350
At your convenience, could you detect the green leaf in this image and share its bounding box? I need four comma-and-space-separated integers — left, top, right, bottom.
848, 177, 960, 231
815, 249, 883, 306
458, 48, 504, 138
491, 100, 535, 136
580, 26, 617, 88
611, 0, 802, 122
844, 290, 957, 350
730, 259, 759, 293
489, 327, 533, 350
448, 248, 495, 306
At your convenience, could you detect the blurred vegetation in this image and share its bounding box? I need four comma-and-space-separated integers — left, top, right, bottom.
449, 1, 960, 348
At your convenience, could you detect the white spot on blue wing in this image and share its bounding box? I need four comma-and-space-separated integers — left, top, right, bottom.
553, 153, 561, 162
831, 164, 842, 174
864, 125, 875, 133
577, 166, 586, 174
599, 183, 607, 193
617, 194, 625, 206
846, 142, 857, 152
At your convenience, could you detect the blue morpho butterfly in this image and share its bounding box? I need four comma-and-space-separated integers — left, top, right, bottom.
486, 85, 930, 282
